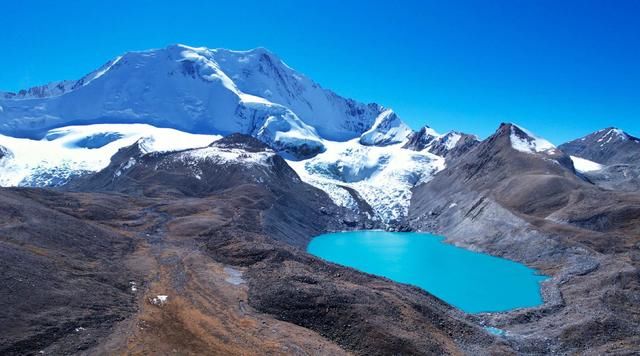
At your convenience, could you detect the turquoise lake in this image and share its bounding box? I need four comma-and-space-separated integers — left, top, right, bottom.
307, 231, 547, 313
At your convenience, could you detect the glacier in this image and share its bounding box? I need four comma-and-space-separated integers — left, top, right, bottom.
287, 139, 445, 223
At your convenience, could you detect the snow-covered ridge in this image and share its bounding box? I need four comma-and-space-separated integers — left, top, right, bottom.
0, 124, 220, 187
1, 56, 123, 100
510, 124, 555, 154
176, 146, 274, 167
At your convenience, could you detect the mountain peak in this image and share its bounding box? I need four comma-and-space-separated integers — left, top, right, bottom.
595, 127, 637, 142
559, 126, 640, 165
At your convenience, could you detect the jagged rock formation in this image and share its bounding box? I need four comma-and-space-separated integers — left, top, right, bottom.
403, 126, 479, 159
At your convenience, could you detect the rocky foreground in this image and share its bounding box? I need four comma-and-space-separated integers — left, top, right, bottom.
1, 135, 504, 355
0, 129, 639, 355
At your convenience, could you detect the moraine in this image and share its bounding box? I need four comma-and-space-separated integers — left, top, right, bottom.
308, 230, 547, 313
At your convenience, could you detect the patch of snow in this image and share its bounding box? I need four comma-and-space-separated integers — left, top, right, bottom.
597, 128, 628, 147
443, 132, 461, 150
570, 155, 604, 172
175, 146, 274, 167
224, 266, 246, 285
422, 126, 440, 137
149, 295, 169, 305
510, 125, 555, 154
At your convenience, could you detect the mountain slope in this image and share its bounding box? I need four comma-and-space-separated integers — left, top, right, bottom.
68, 133, 376, 244
409, 123, 640, 353
287, 139, 444, 223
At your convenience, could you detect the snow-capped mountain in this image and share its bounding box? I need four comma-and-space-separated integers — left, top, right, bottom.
559, 127, 640, 192
0, 44, 409, 158
559, 127, 640, 165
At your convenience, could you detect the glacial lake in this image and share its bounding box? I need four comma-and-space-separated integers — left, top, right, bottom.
308, 231, 547, 313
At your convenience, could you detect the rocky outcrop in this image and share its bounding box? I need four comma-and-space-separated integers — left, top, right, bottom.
403, 127, 479, 159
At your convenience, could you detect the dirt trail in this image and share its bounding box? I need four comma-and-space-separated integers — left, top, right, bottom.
89, 203, 348, 355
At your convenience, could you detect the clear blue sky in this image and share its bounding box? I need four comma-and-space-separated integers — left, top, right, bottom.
2, 0, 639, 143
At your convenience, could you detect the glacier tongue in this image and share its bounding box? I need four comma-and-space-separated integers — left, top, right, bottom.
287, 139, 445, 224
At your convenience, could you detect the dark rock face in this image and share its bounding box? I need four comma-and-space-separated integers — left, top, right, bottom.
209, 132, 271, 152
403, 127, 479, 159
403, 126, 439, 151
559, 127, 640, 165
0, 145, 11, 160
409, 123, 640, 353
0, 189, 136, 355
427, 132, 480, 159
560, 128, 640, 193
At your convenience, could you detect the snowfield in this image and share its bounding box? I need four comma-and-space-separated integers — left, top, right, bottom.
570, 155, 604, 172
0, 124, 220, 186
